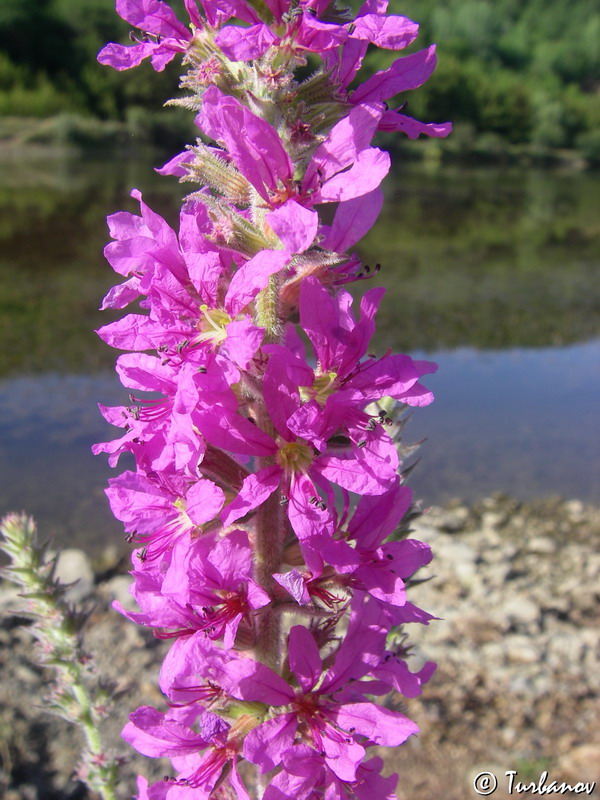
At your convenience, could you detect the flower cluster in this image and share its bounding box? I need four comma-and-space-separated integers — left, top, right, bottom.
96, 0, 449, 796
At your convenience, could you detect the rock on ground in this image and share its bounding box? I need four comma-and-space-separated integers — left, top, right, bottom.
1, 495, 598, 799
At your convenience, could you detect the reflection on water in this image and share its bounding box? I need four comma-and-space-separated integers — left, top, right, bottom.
0, 153, 598, 549
407, 340, 600, 506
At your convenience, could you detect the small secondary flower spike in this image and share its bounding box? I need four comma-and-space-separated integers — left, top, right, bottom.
96, 1, 450, 796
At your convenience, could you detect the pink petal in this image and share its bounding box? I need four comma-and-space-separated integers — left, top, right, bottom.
185, 479, 225, 525
333, 702, 419, 746
116, 0, 190, 39
351, 45, 438, 104
225, 249, 291, 315
349, 484, 412, 549
318, 148, 390, 203
195, 407, 275, 456
97, 42, 156, 70
100, 277, 142, 310
322, 188, 384, 253
350, 13, 419, 50
266, 200, 318, 253
221, 465, 281, 527
296, 15, 348, 51
209, 655, 294, 705
263, 353, 303, 439
288, 626, 322, 691
379, 109, 453, 139
155, 149, 195, 176
229, 762, 253, 800
215, 23, 277, 61
122, 706, 208, 758
273, 569, 311, 605
221, 318, 265, 370
309, 103, 384, 183
287, 473, 335, 542
316, 452, 392, 494
380, 538, 432, 577
197, 87, 293, 202
243, 713, 297, 772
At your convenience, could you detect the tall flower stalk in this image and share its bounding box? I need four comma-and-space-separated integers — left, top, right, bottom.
95, 1, 450, 796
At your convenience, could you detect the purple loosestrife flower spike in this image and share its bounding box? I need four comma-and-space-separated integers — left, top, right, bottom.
96, 1, 450, 795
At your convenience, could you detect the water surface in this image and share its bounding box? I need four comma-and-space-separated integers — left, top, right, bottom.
0, 152, 598, 550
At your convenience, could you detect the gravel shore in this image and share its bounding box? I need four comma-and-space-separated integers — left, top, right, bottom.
1, 494, 598, 799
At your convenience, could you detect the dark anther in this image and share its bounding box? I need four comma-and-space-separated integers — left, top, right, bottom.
348, 22, 356, 33
128, 393, 135, 402
137, 547, 148, 562
197, 366, 207, 373
374, 263, 381, 272
357, 440, 367, 448
384, 418, 393, 426
364, 264, 371, 273
386, 553, 394, 560
398, 101, 408, 112
279, 495, 289, 506
317, 501, 327, 511
378, 410, 388, 419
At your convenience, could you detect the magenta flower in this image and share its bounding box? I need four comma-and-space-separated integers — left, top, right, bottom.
233, 626, 418, 779
105, 469, 224, 560
300, 483, 433, 608
196, 89, 391, 210
296, 276, 437, 408
263, 747, 400, 800
214, 348, 402, 544
98, 191, 291, 369
114, 530, 270, 649
123, 705, 251, 799
161, 530, 271, 648
98, 0, 194, 71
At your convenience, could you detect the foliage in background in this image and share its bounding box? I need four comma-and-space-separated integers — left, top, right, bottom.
0, 0, 598, 159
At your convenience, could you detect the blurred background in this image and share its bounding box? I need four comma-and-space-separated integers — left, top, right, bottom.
0, 0, 598, 552
0, 3, 598, 800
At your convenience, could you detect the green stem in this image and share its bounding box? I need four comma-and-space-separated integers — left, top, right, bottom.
255, 273, 281, 344
253, 478, 285, 671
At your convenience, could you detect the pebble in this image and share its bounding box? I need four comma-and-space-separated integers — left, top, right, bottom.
54, 548, 95, 603
526, 536, 556, 554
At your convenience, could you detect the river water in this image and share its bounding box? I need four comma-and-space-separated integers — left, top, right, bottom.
0, 152, 598, 550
